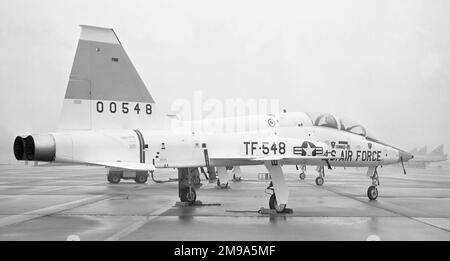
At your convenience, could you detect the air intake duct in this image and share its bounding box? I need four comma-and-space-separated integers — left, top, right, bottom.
13, 134, 56, 162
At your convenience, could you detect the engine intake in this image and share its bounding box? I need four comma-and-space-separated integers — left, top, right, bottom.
13, 135, 56, 162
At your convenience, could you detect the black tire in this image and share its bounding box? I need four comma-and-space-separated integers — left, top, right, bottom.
299, 173, 306, 180
315, 177, 324, 186
135, 173, 148, 184
367, 186, 378, 200
269, 194, 286, 213
180, 187, 197, 203
107, 173, 121, 184
269, 193, 277, 209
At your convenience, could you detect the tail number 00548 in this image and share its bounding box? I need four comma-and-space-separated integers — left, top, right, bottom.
96, 101, 152, 115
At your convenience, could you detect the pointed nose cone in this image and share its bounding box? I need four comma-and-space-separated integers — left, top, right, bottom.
399, 150, 414, 162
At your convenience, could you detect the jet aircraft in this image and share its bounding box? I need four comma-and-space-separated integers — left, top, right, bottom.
13, 26, 413, 213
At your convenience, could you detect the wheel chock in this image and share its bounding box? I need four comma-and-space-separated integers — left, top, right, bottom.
258, 207, 293, 215
175, 201, 222, 207
175, 200, 203, 207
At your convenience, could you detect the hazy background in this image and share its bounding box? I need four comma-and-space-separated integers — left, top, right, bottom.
1, 0, 449, 163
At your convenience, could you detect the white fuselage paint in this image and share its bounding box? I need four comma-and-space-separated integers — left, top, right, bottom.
49, 122, 401, 169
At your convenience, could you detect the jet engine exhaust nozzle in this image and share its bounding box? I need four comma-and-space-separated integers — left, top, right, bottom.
13, 135, 56, 162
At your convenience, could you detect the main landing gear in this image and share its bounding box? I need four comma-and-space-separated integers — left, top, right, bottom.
264, 161, 292, 214
178, 168, 201, 205
367, 167, 380, 200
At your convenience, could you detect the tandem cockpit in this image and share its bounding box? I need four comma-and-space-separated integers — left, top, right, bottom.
278, 111, 377, 141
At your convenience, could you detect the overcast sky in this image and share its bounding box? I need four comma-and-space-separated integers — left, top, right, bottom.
1, 0, 449, 163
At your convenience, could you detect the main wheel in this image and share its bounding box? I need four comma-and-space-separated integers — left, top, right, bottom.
367, 185, 378, 200
315, 176, 324, 186
107, 173, 121, 184
299, 173, 306, 180
135, 173, 148, 184
269, 194, 286, 213
180, 187, 197, 204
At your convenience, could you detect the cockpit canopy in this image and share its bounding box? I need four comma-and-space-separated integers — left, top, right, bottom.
304, 112, 377, 140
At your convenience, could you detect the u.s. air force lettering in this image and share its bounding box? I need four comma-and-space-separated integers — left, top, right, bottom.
326, 149, 381, 162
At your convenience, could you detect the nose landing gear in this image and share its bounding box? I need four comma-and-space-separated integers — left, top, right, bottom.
367, 167, 380, 200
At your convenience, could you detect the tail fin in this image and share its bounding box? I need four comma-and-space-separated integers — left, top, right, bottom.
58, 25, 156, 130
429, 144, 444, 156
417, 146, 427, 155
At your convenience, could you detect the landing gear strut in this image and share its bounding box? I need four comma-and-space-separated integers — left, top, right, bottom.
367, 167, 379, 200
263, 161, 292, 214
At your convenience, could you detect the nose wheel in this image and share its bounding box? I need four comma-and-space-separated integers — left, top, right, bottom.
367, 185, 378, 200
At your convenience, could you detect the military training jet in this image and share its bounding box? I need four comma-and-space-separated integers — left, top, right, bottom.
13, 25, 414, 213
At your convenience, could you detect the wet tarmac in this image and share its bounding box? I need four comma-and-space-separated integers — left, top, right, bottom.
0, 163, 449, 241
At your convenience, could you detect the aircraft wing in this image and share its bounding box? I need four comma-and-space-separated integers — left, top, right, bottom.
210, 155, 336, 162
250, 155, 336, 161
87, 161, 156, 171
209, 155, 258, 160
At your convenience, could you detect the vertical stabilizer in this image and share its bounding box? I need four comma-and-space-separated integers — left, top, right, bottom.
58, 25, 156, 130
